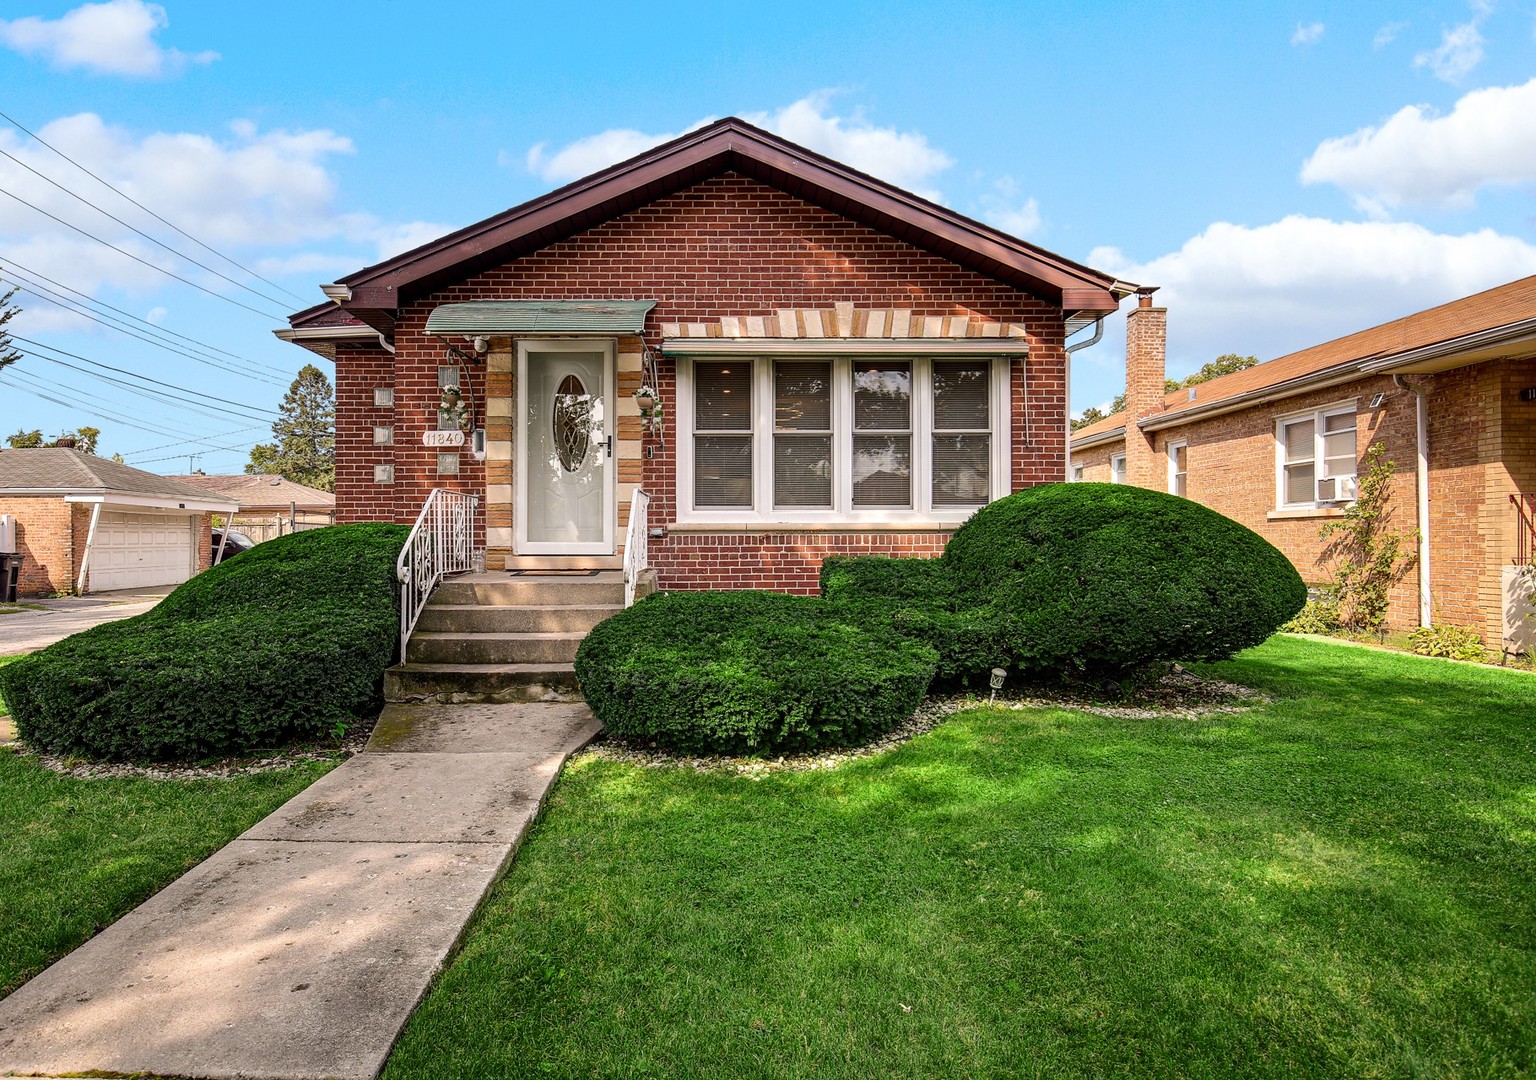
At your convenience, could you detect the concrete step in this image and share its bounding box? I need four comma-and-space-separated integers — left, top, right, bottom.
407, 631, 585, 665
384, 662, 581, 704
431, 575, 624, 607
414, 603, 620, 635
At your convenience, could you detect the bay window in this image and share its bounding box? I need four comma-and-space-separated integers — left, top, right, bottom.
681, 355, 1010, 520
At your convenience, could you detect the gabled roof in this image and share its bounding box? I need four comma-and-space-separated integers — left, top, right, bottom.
288, 117, 1131, 337
164, 474, 335, 510
1071, 274, 1536, 446
0, 448, 236, 508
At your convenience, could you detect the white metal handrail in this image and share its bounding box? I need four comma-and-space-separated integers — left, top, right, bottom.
397, 488, 479, 658
623, 489, 651, 607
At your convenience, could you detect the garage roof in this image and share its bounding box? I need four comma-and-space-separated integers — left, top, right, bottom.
0, 448, 237, 511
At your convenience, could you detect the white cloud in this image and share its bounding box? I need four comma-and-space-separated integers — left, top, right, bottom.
372, 220, 456, 260
522, 93, 955, 200
1291, 21, 1325, 46
524, 117, 716, 183
740, 94, 954, 198
0, 0, 216, 77
1088, 215, 1536, 372
977, 178, 1042, 238
1300, 78, 1536, 212
1414, 4, 1490, 83
1374, 21, 1408, 48
0, 112, 434, 303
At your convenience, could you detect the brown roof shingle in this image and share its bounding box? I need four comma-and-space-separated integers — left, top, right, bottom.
0, 448, 234, 501
1072, 274, 1536, 445
165, 474, 335, 510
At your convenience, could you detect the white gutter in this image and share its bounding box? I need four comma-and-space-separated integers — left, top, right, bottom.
76, 501, 102, 595
1359, 317, 1536, 372
1395, 375, 1433, 627
64, 493, 239, 515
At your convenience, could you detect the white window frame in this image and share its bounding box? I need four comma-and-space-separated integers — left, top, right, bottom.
1167, 440, 1188, 497
1069, 463, 1085, 483
1109, 453, 1126, 485
675, 355, 1012, 525
1275, 401, 1359, 509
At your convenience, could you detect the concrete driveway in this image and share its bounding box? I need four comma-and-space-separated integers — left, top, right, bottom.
0, 586, 173, 655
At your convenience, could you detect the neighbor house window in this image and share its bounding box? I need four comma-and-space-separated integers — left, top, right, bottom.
1110, 453, 1126, 485
1168, 440, 1187, 497
1277, 405, 1358, 507
1070, 463, 1085, 483
680, 356, 1009, 520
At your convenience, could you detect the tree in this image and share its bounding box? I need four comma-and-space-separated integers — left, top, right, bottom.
6, 429, 42, 448
0, 283, 20, 373
247, 363, 335, 491
1071, 354, 1260, 431
62, 427, 100, 455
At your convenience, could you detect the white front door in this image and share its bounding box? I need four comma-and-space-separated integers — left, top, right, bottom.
515, 341, 615, 555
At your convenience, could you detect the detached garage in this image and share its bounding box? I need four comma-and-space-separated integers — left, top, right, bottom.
0, 448, 237, 597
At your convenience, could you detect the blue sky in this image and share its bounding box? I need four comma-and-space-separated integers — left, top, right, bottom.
1, 0, 1533, 471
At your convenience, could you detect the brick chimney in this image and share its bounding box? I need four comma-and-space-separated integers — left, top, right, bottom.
1123, 289, 1166, 489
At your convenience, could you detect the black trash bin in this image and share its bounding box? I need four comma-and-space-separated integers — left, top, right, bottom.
0, 552, 20, 603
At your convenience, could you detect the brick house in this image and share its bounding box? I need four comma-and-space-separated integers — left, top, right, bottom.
1070, 276, 1536, 652
278, 117, 1136, 593
0, 448, 235, 596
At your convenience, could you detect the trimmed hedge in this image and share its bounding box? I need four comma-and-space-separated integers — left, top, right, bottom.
0, 523, 408, 762
574, 590, 937, 755
819, 555, 1008, 688
943, 483, 1306, 680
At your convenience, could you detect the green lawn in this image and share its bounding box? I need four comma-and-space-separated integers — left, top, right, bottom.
385, 636, 1536, 1079
0, 750, 337, 995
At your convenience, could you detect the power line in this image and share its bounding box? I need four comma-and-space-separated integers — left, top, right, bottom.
0, 107, 309, 306
12, 335, 280, 421
3, 369, 222, 442
0, 187, 288, 320
14, 355, 276, 427
124, 426, 268, 456
127, 443, 258, 465
1, 254, 289, 374
2, 272, 287, 386
0, 145, 296, 310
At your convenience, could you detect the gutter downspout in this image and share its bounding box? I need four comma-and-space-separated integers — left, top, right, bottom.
1394, 375, 1432, 627
76, 502, 102, 595
1064, 317, 1106, 479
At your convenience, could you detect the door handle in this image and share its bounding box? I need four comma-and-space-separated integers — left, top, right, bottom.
606, 434, 614, 458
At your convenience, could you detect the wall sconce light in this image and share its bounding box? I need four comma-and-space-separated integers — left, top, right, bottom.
989, 667, 1007, 704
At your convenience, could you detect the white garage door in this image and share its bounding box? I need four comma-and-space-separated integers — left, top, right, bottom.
90, 511, 195, 592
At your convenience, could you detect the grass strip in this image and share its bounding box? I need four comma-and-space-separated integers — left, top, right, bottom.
0, 751, 336, 996
384, 636, 1536, 1079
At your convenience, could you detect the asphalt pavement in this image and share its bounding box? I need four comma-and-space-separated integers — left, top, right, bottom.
0, 586, 173, 655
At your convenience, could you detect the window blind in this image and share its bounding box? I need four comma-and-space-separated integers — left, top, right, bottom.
694, 361, 753, 507
853, 361, 912, 507
774, 362, 832, 507
932, 361, 990, 505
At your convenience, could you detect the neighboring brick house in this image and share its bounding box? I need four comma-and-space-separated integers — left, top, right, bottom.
0, 449, 236, 596
277, 117, 1136, 592
1070, 277, 1536, 652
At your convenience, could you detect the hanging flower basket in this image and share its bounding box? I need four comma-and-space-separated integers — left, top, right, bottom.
439, 385, 470, 430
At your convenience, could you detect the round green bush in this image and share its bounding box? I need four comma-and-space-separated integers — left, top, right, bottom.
819, 555, 1009, 689
943, 483, 1306, 679
574, 590, 938, 755
0, 523, 408, 762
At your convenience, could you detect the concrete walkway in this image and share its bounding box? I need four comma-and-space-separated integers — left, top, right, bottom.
0, 585, 173, 654
0, 700, 600, 1080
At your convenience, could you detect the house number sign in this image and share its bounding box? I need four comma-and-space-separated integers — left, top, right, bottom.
422, 430, 466, 447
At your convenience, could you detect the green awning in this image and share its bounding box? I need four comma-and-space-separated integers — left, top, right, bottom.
423, 300, 657, 336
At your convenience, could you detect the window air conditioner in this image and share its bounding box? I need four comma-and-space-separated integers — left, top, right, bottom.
1317, 475, 1357, 502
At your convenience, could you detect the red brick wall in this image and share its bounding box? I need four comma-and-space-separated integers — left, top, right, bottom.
0, 496, 75, 597
1069, 356, 1536, 643
331, 172, 1070, 590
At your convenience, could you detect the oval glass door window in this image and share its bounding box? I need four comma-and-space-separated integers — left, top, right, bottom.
553, 374, 592, 472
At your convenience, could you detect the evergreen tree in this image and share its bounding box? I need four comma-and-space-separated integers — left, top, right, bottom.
247, 363, 335, 491
0, 283, 20, 373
